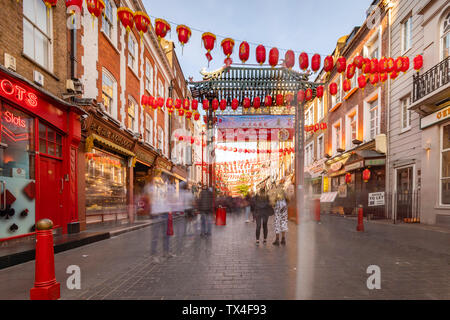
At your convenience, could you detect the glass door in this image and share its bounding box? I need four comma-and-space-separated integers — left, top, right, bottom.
396, 166, 413, 221
0, 101, 36, 239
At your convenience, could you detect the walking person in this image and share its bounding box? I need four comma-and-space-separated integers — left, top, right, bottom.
197, 185, 214, 237
253, 188, 273, 245
244, 193, 252, 223
273, 185, 289, 246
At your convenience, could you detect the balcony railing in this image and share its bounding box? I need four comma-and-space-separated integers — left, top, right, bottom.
413, 56, 450, 103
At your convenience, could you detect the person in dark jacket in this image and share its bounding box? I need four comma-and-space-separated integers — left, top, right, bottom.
197, 185, 214, 237
252, 188, 273, 245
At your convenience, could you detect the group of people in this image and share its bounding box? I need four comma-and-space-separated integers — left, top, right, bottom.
242, 181, 292, 246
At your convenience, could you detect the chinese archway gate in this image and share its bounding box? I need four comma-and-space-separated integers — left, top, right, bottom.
188, 65, 323, 223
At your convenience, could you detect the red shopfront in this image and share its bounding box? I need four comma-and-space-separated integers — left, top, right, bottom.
0, 70, 82, 241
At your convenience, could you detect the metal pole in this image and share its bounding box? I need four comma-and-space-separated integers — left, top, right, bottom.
201, 131, 204, 186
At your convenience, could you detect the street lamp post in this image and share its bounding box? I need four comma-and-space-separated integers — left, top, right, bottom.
295, 99, 306, 224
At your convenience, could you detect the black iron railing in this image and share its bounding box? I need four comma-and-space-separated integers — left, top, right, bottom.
413, 56, 450, 102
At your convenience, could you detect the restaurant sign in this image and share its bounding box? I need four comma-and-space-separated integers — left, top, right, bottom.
345, 160, 364, 172
420, 103, 450, 129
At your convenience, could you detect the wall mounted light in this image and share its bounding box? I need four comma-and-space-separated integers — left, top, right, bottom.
423, 142, 431, 151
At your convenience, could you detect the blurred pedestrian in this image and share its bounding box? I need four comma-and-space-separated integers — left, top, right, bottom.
244, 193, 252, 223
273, 185, 288, 246
197, 185, 214, 237
253, 188, 273, 245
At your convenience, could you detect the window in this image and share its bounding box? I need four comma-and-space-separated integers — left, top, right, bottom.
157, 126, 164, 152
128, 34, 138, 72
102, 71, 117, 117
441, 124, 450, 205
441, 12, 450, 59
145, 60, 154, 94
317, 98, 324, 121
305, 142, 314, 166
331, 76, 342, 106
23, 0, 52, 70
402, 16, 413, 53
158, 80, 164, 98
332, 121, 341, 155
365, 31, 380, 59
346, 109, 358, 149
369, 99, 379, 140
145, 114, 153, 145
317, 135, 324, 159
102, 0, 114, 39
128, 98, 137, 131
401, 96, 411, 130
39, 123, 62, 158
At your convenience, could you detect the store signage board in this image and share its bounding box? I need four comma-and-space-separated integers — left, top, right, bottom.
320, 192, 338, 203
0, 78, 38, 108
420, 103, 450, 129
368, 192, 385, 206
365, 159, 385, 166
330, 161, 343, 172
345, 160, 364, 172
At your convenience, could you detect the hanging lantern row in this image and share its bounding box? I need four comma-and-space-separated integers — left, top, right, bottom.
216, 145, 295, 155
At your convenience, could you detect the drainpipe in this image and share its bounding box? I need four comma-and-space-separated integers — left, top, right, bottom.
70, 23, 77, 80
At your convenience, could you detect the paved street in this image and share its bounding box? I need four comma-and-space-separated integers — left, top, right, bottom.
0, 212, 449, 300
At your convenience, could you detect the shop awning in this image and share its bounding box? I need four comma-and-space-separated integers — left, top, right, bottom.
90, 134, 135, 158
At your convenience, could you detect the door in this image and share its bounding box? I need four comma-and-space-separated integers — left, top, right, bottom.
38, 156, 63, 228
396, 166, 413, 220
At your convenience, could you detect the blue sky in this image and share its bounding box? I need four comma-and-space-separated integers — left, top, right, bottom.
142, 0, 374, 82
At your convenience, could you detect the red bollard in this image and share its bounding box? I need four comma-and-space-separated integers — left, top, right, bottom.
30, 219, 60, 300
356, 205, 364, 232
167, 212, 174, 236
215, 206, 226, 226
314, 199, 321, 222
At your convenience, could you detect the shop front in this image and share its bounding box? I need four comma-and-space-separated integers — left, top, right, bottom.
133, 144, 157, 217
82, 117, 136, 226
151, 156, 174, 199
0, 69, 82, 240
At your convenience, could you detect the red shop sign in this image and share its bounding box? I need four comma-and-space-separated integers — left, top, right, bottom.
0, 79, 38, 108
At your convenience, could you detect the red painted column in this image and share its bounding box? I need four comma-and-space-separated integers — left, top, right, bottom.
357, 204, 364, 232
30, 219, 60, 300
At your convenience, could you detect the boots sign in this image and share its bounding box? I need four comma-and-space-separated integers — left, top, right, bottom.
0, 79, 38, 108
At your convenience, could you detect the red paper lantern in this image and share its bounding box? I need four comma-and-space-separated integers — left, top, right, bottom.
202, 32, 216, 63
394, 57, 404, 73
253, 97, 261, 109
183, 98, 190, 110
390, 70, 399, 80
166, 97, 173, 109
178, 109, 184, 117
386, 57, 395, 73
167, 107, 174, 114
401, 56, 410, 73
269, 48, 279, 68
343, 79, 351, 92
194, 112, 200, 121
117, 7, 134, 33
370, 58, 379, 73
285, 93, 294, 105
380, 72, 388, 83
276, 94, 284, 106
311, 54, 321, 72
299, 52, 309, 71
141, 95, 148, 106
336, 57, 346, 73
329, 82, 338, 96
358, 75, 367, 89
154, 18, 171, 41
285, 50, 295, 69
297, 90, 305, 103
43, 0, 58, 9
370, 73, 379, 86
363, 169, 371, 182
378, 57, 387, 73
345, 173, 352, 184
239, 41, 250, 63
86, 0, 105, 20
212, 98, 219, 111
176, 25, 191, 48
305, 88, 313, 101
191, 99, 198, 111
174, 99, 182, 109
346, 63, 356, 79
353, 55, 364, 69
256, 45, 266, 65
220, 99, 227, 111
324, 56, 334, 73
316, 85, 324, 99
362, 58, 372, 74
65, 0, 82, 14
265, 95, 272, 107
156, 97, 164, 108
243, 97, 251, 109
202, 99, 209, 111
221, 38, 235, 58
231, 98, 239, 110
134, 11, 151, 38
185, 111, 192, 119
414, 55, 423, 72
